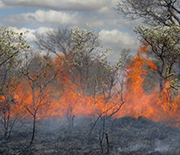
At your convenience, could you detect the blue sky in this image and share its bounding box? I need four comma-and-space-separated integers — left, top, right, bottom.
0, 0, 140, 61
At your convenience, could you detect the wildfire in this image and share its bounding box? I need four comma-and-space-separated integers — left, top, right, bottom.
7, 47, 180, 127
118, 47, 180, 125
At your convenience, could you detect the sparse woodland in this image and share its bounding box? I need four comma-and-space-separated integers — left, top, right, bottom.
1, 0, 180, 154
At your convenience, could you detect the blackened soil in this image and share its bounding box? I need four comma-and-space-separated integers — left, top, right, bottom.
0, 116, 180, 155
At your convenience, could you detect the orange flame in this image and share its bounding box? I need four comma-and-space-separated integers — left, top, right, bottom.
117, 47, 180, 125
2, 47, 180, 128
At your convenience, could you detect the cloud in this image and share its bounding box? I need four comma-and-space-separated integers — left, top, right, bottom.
1, 0, 117, 13
0, 1, 5, 8
100, 29, 139, 51
1, 0, 140, 63
8, 26, 138, 50
99, 29, 139, 61
7, 26, 139, 62
8, 26, 53, 43
1, 0, 139, 31
2, 8, 138, 31
3, 10, 81, 28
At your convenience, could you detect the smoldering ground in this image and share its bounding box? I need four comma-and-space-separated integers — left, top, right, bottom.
0, 116, 180, 155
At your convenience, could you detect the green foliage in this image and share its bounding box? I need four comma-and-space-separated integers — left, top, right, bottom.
0, 26, 31, 99
134, 24, 180, 90
165, 65, 174, 81
69, 26, 112, 94
0, 27, 31, 68
134, 25, 180, 61
165, 65, 180, 90
71, 26, 107, 68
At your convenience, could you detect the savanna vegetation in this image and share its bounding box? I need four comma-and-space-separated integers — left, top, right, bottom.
1, 0, 180, 154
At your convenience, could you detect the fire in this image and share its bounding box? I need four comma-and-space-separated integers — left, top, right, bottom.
2, 47, 180, 128
117, 47, 180, 124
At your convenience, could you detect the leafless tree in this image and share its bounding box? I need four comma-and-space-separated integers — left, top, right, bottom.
21, 54, 57, 145
116, 0, 180, 26
35, 27, 74, 57
89, 53, 128, 154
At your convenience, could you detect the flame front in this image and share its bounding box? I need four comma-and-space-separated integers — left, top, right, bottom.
6, 47, 180, 127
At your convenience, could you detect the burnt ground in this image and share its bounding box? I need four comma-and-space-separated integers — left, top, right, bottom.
0, 116, 180, 155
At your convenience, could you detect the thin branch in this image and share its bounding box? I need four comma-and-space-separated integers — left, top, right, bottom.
0, 50, 19, 66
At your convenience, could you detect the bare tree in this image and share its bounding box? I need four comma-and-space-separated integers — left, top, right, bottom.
90, 55, 127, 154
19, 53, 57, 145
116, 0, 180, 26
0, 77, 21, 139
35, 27, 74, 57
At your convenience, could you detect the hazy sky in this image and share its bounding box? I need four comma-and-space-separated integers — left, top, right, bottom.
0, 0, 140, 61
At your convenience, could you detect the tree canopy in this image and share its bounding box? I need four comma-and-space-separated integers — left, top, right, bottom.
117, 0, 180, 90
116, 0, 180, 26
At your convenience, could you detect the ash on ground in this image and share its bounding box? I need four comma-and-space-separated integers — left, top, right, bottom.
0, 116, 180, 155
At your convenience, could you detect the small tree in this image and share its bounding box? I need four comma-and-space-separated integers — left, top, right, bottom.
17, 53, 57, 145
134, 25, 180, 91
71, 26, 107, 93
0, 27, 30, 139
116, 0, 180, 91
37, 26, 107, 94
90, 55, 126, 154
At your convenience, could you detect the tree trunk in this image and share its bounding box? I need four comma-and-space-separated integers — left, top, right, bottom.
30, 115, 36, 145
159, 78, 164, 92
